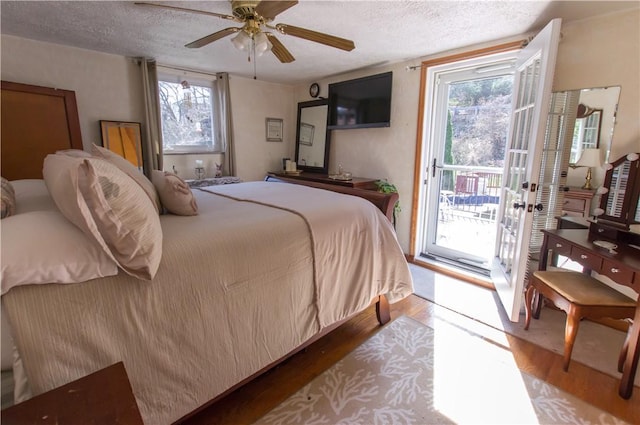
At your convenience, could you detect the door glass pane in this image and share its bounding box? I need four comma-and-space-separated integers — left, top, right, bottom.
431, 74, 513, 264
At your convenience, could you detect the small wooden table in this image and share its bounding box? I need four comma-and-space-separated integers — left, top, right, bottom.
1, 362, 143, 425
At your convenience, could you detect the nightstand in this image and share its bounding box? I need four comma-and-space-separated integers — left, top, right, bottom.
562, 187, 595, 217
1, 362, 143, 425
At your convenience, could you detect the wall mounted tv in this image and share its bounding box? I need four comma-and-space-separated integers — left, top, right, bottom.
328, 71, 392, 130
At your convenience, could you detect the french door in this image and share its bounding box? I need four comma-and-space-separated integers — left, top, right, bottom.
422, 54, 517, 269
492, 19, 562, 322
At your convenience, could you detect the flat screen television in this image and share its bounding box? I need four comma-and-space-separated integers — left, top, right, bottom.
328, 71, 392, 130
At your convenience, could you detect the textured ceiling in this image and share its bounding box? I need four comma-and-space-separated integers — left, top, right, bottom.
1, 1, 637, 84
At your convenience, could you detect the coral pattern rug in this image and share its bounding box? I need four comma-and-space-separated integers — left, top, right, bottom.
257, 316, 627, 425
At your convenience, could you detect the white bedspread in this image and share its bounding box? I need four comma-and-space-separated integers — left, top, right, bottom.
2, 181, 413, 424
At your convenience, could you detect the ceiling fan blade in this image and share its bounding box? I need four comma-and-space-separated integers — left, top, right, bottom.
186, 27, 240, 49
265, 34, 295, 63
134, 2, 240, 22
255, 1, 298, 20
275, 24, 355, 51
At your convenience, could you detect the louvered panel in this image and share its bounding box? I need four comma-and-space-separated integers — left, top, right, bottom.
528, 90, 579, 254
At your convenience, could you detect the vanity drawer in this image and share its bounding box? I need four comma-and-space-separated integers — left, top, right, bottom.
570, 245, 603, 270
548, 235, 572, 257
600, 260, 634, 286
589, 222, 621, 241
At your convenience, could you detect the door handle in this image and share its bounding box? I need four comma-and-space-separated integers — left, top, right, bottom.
534, 203, 544, 211
431, 158, 443, 178
513, 202, 526, 210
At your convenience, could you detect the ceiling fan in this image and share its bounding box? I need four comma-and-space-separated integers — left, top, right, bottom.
135, 1, 356, 64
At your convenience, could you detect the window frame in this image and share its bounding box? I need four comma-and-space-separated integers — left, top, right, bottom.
157, 71, 222, 155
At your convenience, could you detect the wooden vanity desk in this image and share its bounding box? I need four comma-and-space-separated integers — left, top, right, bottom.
538, 228, 640, 399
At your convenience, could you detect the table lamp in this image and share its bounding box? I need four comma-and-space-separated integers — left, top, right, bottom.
574, 148, 601, 190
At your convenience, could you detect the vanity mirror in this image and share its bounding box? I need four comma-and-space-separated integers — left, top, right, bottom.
295, 99, 330, 174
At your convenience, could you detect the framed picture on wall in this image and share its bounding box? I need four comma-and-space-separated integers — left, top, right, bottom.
266, 118, 283, 142
299, 123, 315, 146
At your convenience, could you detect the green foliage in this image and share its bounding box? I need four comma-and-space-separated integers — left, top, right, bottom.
375, 179, 401, 227
448, 76, 513, 167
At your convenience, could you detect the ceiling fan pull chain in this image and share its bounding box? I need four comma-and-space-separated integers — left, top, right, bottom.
252, 38, 257, 80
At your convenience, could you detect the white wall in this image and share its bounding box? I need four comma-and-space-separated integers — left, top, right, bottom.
229, 76, 296, 182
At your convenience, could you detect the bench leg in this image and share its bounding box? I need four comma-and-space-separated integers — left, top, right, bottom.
524, 285, 535, 330
563, 307, 582, 371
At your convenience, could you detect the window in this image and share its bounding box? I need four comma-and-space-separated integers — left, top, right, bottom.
158, 78, 222, 154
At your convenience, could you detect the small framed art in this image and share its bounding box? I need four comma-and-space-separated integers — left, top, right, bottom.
266, 118, 283, 142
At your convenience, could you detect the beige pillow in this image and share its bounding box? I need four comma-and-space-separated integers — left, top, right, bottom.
90, 144, 161, 213
151, 171, 198, 216
43, 154, 163, 280
1, 177, 16, 219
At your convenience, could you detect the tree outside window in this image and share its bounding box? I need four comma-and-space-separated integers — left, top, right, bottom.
158, 80, 219, 153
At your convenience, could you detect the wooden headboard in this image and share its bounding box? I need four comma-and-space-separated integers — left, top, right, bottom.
1, 81, 83, 180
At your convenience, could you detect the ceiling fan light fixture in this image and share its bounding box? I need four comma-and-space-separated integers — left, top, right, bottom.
254, 31, 272, 56
231, 30, 251, 51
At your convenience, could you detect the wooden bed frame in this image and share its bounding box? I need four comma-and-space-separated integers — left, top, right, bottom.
1, 81, 83, 180
1, 80, 394, 424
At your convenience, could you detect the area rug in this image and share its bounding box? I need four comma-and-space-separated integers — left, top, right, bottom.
256, 316, 626, 425
409, 264, 640, 387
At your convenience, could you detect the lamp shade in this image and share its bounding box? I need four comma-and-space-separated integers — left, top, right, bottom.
254, 32, 272, 56
575, 148, 601, 168
231, 30, 251, 51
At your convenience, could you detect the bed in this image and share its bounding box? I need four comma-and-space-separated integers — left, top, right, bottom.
0, 81, 413, 424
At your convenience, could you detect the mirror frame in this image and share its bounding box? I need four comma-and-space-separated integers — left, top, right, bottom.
597, 153, 640, 229
295, 99, 330, 174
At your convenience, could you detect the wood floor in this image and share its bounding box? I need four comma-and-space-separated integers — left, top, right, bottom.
181, 294, 640, 425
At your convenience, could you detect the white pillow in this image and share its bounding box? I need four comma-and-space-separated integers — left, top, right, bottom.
90, 144, 161, 213
43, 154, 163, 280
1, 210, 119, 294
11, 179, 58, 214
151, 170, 198, 216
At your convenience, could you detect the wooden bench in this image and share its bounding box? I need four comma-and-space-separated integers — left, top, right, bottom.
524, 270, 636, 371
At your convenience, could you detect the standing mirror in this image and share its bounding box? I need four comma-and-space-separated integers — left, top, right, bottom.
566, 86, 620, 166
295, 99, 330, 174
570, 104, 602, 164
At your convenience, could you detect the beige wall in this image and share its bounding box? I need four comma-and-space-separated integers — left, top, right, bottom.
2, 8, 636, 254
0, 35, 295, 183
1, 35, 145, 149
554, 9, 640, 160
295, 8, 639, 253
